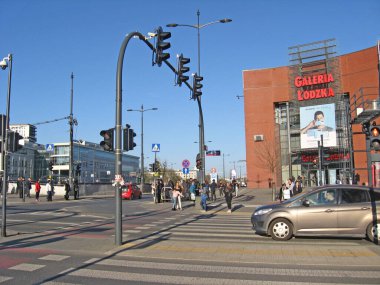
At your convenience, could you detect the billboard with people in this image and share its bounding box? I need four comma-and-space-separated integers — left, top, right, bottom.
300, 103, 336, 149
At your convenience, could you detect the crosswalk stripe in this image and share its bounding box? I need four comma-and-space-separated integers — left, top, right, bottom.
68, 268, 371, 284
94, 259, 380, 279
0, 276, 13, 283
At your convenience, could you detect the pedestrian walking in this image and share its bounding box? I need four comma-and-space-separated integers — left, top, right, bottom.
174, 181, 184, 210
73, 179, 79, 199
17, 177, 23, 198
210, 179, 217, 202
294, 180, 303, 195
64, 180, 71, 200
156, 179, 163, 203
35, 179, 41, 202
46, 179, 53, 201
282, 184, 291, 201
189, 180, 196, 205
287, 178, 295, 197
218, 181, 224, 198
25, 177, 32, 198
200, 181, 209, 212
224, 182, 234, 213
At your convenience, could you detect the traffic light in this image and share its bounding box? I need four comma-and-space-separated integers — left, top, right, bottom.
123, 125, 136, 151
370, 124, 380, 150
100, 129, 114, 151
196, 153, 202, 170
8, 131, 23, 152
191, 73, 203, 100
176, 53, 190, 86
48, 161, 54, 171
149, 163, 155, 172
76, 163, 81, 176
154, 26, 171, 67
154, 161, 160, 172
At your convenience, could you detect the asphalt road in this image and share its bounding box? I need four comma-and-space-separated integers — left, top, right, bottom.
0, 189, 380, 284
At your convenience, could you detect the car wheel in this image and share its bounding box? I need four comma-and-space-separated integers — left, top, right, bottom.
367, 222, 380, 243
269, 218, 293, 241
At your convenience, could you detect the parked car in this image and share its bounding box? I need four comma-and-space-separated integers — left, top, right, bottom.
251, 185, 380, 242
121, 183, 142, 200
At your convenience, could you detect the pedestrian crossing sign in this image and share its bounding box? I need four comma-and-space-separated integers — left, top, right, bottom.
46, 144, 54, 152
152, 144, 160, 152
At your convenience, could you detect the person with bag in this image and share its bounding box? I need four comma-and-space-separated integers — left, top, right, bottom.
224, 182, 234, 213
64, 180, 71, 200
210, 179, 217, 202
189, 181, 196, 205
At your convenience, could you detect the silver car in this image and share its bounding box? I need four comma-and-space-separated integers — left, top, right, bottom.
251, 185, 380, 242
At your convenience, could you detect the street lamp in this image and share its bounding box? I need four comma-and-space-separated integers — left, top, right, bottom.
127, 105, 158, 193
167, 10, 232, 185
1, 54, 13, 237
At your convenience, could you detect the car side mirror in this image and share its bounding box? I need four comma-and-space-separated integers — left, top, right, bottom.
302, 199, 310, 207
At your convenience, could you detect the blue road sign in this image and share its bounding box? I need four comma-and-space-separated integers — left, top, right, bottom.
152, 143, 160, 152
182, 168, 189, 174
46, 144, 54, 152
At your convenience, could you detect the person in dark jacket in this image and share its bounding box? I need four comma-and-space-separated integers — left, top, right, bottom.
223, 182, 234, 213
64, 180, 71, 200
17, 177, 23, 198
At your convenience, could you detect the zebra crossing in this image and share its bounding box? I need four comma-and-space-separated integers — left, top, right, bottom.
1, 212, 380, 284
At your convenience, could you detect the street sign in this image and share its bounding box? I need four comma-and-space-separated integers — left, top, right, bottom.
182, 159, 190, 168
152, 143, 160, 152
206, 150, 221, 156
211, 167, 217, 174
182, 168, 189, 174
46, 144, 54, 152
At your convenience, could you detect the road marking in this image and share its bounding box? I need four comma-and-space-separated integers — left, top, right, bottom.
135, 226, 151, 229
123, 230, 141, 233
9, 263, 45, 271
39, 255, 70, 261
0, 277, 13, 283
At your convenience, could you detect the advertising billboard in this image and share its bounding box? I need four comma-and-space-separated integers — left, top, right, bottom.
300, 103, 336, 149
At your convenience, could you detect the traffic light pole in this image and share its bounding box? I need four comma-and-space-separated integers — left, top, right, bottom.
115, 31, 195, 246
69, 73, 74, 195
1, 54, 12, 237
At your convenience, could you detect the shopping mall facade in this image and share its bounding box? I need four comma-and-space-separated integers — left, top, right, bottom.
243, 39, 379, 189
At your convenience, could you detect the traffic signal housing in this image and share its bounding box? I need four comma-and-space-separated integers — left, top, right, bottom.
154, 26, 171, 67
76, 163, 81, 176
48, 161, 54, 171
191, 73, 203, 100
370, 124, 380, 150
123, 125, 137, 151
100, 129, 114, 151
8, 131, 23, 153
196, 153, 202, 170
176, 53, 190, 86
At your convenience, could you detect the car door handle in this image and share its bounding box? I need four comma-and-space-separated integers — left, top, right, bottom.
325, 209, 334, 213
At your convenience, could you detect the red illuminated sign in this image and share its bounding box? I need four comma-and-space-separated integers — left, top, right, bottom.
301, 153, 349, 163
295, 73, 335, 101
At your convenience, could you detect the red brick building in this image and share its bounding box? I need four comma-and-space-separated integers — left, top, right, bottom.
243, 40, 379, 189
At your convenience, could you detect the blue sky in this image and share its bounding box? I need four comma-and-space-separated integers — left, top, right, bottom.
0, 0, 379, 177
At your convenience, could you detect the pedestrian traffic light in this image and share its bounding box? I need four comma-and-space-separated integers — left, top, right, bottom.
196, 153, 202, 170
100, 129, 114, 151
370, 124, 380, 150
149, 163, 155, 172
362, 122, 370, 136
176, 53, 190, 86
191, 73, 203, 100
76, 163, 81, 176
154, 161, 160, 172
48, 161, 54, 171
154, 26, 171, 67
7, 131, 23, 152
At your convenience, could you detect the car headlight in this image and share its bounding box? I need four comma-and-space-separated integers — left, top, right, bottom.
254, 208, 273, 216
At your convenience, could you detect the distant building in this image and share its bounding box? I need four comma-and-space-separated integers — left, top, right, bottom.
10, 124, 37, 143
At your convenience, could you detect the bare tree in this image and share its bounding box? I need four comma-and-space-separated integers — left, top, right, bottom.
254, 134, 282, 189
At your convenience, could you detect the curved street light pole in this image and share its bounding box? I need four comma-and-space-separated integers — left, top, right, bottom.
167, 10, 232, 184
127, 105, 158, 195
1, 54, 13, 237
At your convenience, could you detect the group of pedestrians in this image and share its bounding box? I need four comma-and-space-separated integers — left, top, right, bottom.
279, 177, 303, 202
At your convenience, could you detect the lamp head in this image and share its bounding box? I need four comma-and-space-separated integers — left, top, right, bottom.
0, 59, 8, 70
219, 18, 232, 23
166, 23, 178, 27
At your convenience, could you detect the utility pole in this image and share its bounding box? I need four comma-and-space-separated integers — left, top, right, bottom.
69, 73, 74, 193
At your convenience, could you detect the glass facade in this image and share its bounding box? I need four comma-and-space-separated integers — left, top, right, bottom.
51, 141, 139, 183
